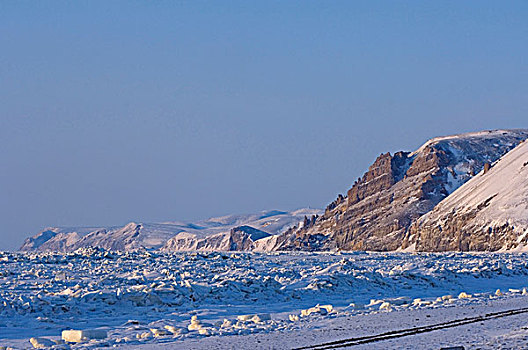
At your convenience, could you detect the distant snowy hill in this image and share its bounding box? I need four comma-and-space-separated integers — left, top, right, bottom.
20, 208, 322, 252
407, 138, 528, 251
272, 129, 528, 251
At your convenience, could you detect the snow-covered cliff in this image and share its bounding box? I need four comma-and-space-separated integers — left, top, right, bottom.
408, 138, 528, 251
273, 129, 528, 251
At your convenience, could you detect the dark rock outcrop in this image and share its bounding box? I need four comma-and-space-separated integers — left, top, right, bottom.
228, 226, 271, 251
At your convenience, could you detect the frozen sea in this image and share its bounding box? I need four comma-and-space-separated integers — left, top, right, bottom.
2, 249, 528, 349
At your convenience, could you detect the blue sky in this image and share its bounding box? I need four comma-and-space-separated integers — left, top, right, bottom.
1, 1, 527, 250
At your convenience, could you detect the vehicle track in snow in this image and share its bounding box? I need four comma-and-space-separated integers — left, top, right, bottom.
295, 306, 528, 349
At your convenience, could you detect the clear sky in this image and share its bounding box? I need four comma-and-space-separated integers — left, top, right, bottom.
1, 1, 527, 250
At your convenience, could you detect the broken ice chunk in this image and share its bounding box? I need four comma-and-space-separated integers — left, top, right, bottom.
458, 292, 471, 299
221, 319, 233, 328
366, 299, 384, 307
347, 302, 364, 309
29, 337, 55, 349
236, 315, 254, 322
413, 298, 432, 306
137, 332, 151, 339
198, 328, 210, 336
164, 325, 188, 335
289, 314, 299, 322
61, 329, 107, 343
251, 314, 271, 323
150, 328, 170, 337
318, 305, 334, 313
187, 315, 212, 331
379, 302, 391, 311
301, 305, 328, 317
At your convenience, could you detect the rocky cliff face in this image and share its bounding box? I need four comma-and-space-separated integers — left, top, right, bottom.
407, 139, 528, 252
272, 129, 528, 251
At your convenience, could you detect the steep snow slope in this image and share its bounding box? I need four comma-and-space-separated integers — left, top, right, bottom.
20, 208, 321, 252
408, 139, 528, 251
273, 129, 528, 251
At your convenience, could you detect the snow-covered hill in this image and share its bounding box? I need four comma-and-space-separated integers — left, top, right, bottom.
273, 129, 528, 251
20, 208, 322, 252
407, 138, 528, 251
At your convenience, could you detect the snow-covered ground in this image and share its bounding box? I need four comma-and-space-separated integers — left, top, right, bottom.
3, 250, 528, 349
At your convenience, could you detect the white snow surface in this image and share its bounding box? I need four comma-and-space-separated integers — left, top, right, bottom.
410, 129, 527, 158
3, 250, 528, 348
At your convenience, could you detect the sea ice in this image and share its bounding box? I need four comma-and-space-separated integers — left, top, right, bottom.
3, 250, 528, 349
61, 329, 107, 343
